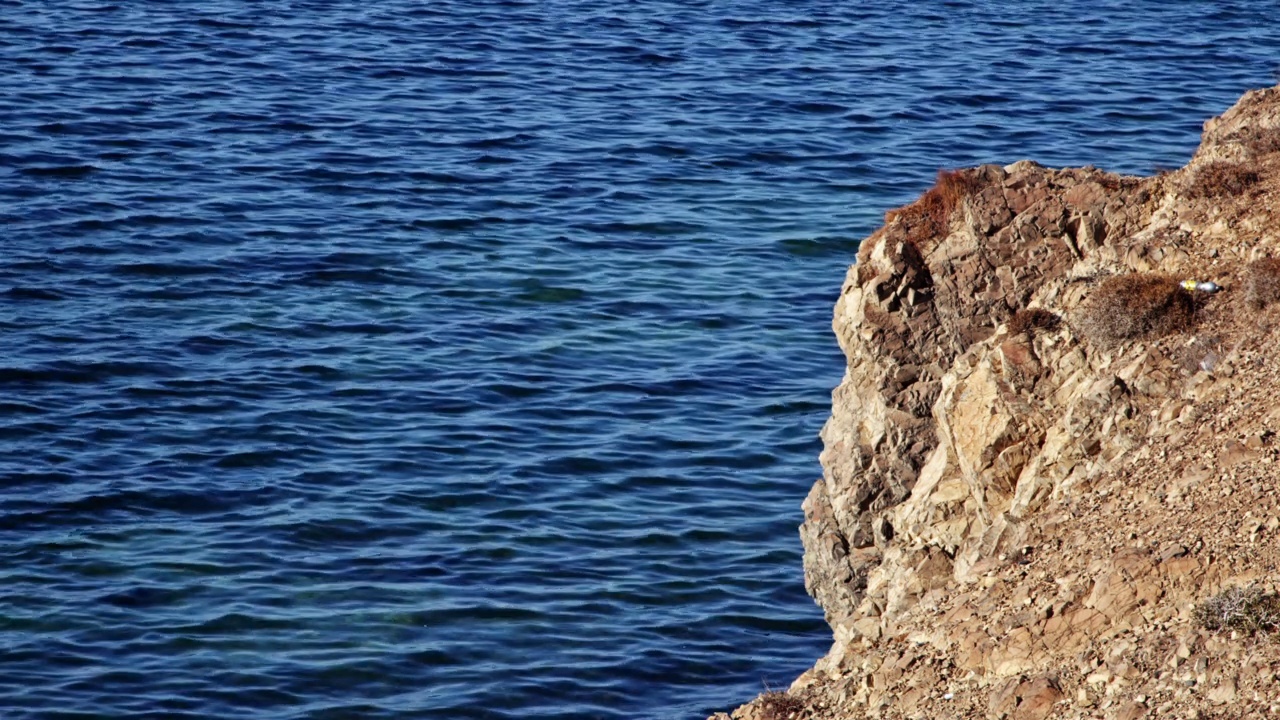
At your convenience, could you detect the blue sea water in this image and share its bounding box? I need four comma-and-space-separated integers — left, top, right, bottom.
1, 2, 1278, 718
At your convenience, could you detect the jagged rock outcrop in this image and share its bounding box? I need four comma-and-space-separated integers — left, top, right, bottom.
715, 85, 1280, 719
802, 161, 1155, 631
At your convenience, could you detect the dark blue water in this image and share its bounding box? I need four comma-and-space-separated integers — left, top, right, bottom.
1, 2, 1277, 718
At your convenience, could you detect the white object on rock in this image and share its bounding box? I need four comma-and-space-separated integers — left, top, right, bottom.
1181, 280, 1222, 293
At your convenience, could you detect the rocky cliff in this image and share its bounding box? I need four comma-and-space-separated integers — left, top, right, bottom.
714, 85, 1280, 720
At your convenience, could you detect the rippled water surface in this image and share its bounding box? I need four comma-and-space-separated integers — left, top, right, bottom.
3, 2, 1279, 718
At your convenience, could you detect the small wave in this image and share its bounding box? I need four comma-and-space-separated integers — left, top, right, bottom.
573, 220, 704, 235
97, 585, 188, 609
513, 281, 586, 304
215, 449, 300, 469
0, 360, 181, 386
777, 235, 862, 257
293, 268, 410, 285
634, 51, 683, 64
18, 164, 99, 178
111, 261, 222, 277
461, 133, 540, 149
409, 216, 508, 230
194, 17, 253, 29
177, 612, 297, 634
788, 101, 847, 114
610, 143, 691, 158
177, 334, 256, 353
473, 154, 518, 165
4, 286, 66, 300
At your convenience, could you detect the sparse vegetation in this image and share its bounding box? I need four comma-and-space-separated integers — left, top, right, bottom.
1194, 585, 1280, 635
1187, 161, 1261, 198
1228, 126, 1280, 156
1245, 257, 1280, 309
1074, 273, 1195, 345
884, 169, 981, 248
755, 690, 805, 720
1008, 308, 1060, 337
1248, 130, 1280, 155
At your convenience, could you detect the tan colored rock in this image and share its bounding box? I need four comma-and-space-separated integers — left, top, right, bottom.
1112, 701, 1149, 720
988, 675, 1063, 719
1206, 675, 1237, 705
1042, 607, 1108, 657
714, 83, 1280, 720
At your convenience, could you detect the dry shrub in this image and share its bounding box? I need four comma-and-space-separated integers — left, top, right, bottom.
1245, 257, 1280, 309
1249, 131, 1280, 155
884, 169, 981, 247
1074, 273, 1195, 345
1008, 308, 1060, 336
1229, 126, 1280, 156
1095, 173, 1123, 191
756, 691, 805, 720
1194, 585, 1280, 635
1187, 161, 1261, 198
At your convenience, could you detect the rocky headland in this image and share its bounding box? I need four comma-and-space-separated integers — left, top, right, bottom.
714, 85, 1280, 720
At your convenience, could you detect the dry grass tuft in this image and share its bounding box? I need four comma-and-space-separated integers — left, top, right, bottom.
1194, 585, 1280, 635
1074, 273, 1195, 345
884, 169, 981, 248
1249, 131, 1280, 155
1187, 161, 1261, 198
756, 691, 806, 720
1245, 257, 1280, 310
1229, 126, 1280, 156
1008, 308, 1060, 337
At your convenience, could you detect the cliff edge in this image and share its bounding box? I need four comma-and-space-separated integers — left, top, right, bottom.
715, 85, 1280, 720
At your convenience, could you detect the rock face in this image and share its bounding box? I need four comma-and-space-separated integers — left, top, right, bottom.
714, 85, 1280, 719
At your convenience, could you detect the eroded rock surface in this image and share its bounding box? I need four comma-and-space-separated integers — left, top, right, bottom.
714, 85, 1280, 719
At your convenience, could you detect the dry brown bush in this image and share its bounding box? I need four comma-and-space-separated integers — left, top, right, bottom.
755, 691, 806, 720
1008, 308, 1060, 336
884, 169, 981, 248
1245, 257, 1280, 309
1187, 161, 1261, 198
1094, 172, 1124, 191
1229, 126, 1280, 156
1194, 585, 1280, 635
1249, 131, 1280, 155
1074, 274, 1195, 345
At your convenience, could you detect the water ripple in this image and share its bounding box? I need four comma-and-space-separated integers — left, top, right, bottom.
2, 1, 1279, 719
